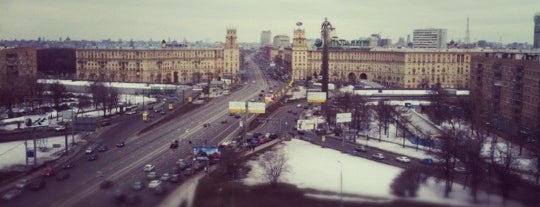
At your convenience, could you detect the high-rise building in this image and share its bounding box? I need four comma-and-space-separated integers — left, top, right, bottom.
470, 52, 540, 137
273, 35, 290, 48
534, 12, 540, 49
260, 30, 272, 47
412, 28, 447, 49
0, 48, 37, 80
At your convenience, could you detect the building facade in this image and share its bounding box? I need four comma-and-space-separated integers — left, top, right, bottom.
260, 30, 272, 47
470, 52, 540, 135
76, 29, 240, 84
413, 28, 447, 49
534, 12, 540, 49
273, 35, 291, 48
278, 29, 470, 89
0, 48, 37, 80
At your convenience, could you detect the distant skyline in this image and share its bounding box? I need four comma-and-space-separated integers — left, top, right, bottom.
1, 0, 539, 44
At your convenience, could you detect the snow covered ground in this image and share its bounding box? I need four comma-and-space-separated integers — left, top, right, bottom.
0, 94, 156, 131
244, 139, 519, 207
0, 134, 83, 171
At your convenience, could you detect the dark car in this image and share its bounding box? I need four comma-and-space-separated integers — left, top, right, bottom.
221, 119, 228, 124
125, 194, 141, 205
169, 174, 181, 183
116, 140, 125, 148
62, 163, 75, 169
420, 158, 434, 165
87, 154, 98, 161
234, 114, 241, 119
354, 145, 367, 152
203, 123, 210, 127
55, 171, 70, 181
2, 188, 22, 201
28, 179, 46, 191
153, 186, 167, 195
131, 181, 144, 191
112, 191, 126, 204
98, 145, 108, 152
101, 121, 111, 126
100, 180, 114, 189
182, 168, 194, 176
170, 140, 179, 149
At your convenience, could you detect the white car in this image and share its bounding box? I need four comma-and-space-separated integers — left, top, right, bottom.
395, 156, 411, 163
148, 180, 161, 188
143, 164, 155, 172
160, 173, 170, 181
371, 153, 385, 160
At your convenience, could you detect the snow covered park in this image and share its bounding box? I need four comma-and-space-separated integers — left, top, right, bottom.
244, 139, 519, 207
0, 134, 83, 171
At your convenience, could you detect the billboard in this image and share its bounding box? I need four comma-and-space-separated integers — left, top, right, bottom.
307, 92, 327, 103
248, 102, 266, 114
336, 113, 352, 123
193, 146, 221, 159
229, 101, 246, 113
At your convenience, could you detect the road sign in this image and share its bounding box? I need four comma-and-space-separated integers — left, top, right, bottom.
336, 113, 352, 123
229, 101, 246, 113
307, 92, 327, 103
247, 102, 265, 114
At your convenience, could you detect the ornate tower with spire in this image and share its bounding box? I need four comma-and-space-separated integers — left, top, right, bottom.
291, 24, 308, 80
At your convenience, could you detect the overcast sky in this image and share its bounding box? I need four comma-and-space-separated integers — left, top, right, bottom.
1, 0, 539, 44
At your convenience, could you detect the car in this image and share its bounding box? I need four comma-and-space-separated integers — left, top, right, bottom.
125, 194, 141, 205
182, 168, 194, 176
62, 163, 75, 169
420, 158, 434, 165
148, 180, 162, 188
177, 159, 190, 170
112, 190, 126, 204
2, 188, 22, 200
147, 171, 158, 180
131, 181, 144, 191
143, 164, 155, 172
55, 171, 70, 181
41, 167, 54, 177
192, 162, 205, 171
354, 145, 367, 152
101, 121, 111, 126
87, 154, 98, 161
371, 153, 385, 160
15, 178, 31, 189
98, 145, 108, 152
160, 173, 170, 181
250, 98, 256, 102
28, 179, 46, 191
287, 109, 292, 113
54, 125, 66, 132
296, 104, 301, 108
454, 167, 467, 173
153, 185, 167, 195
169, 174, 181, 183
100, 180, 114, 189
116, 140, 125, 148
396, 156, 411, 163
203, 123, 210, 127
221, 119, 228, 124
234, 114, 241, 119
170, 140, 179, 149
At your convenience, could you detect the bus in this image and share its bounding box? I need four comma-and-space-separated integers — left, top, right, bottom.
125, 105, 138, 114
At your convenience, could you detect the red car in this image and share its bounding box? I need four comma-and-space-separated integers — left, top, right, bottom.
41, 167, 54, 177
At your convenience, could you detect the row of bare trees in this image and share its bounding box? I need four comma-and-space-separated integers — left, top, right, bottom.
0, 75, 118, 118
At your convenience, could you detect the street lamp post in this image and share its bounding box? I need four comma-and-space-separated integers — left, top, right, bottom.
337, 160, 343, 207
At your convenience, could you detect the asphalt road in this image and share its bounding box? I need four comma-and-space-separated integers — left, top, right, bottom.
1, 52, 284, 207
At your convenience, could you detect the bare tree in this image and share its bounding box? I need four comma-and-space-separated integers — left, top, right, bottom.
89, 82, 118, 117
494, 142, 519, 205
436, 127, 465, 198
458, 132, 487, 202
391, 165, 430, 197
49, 82, 67, 110
375, 100, 392, 141
77, 95, 92, 114
259, 151, 289, 185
